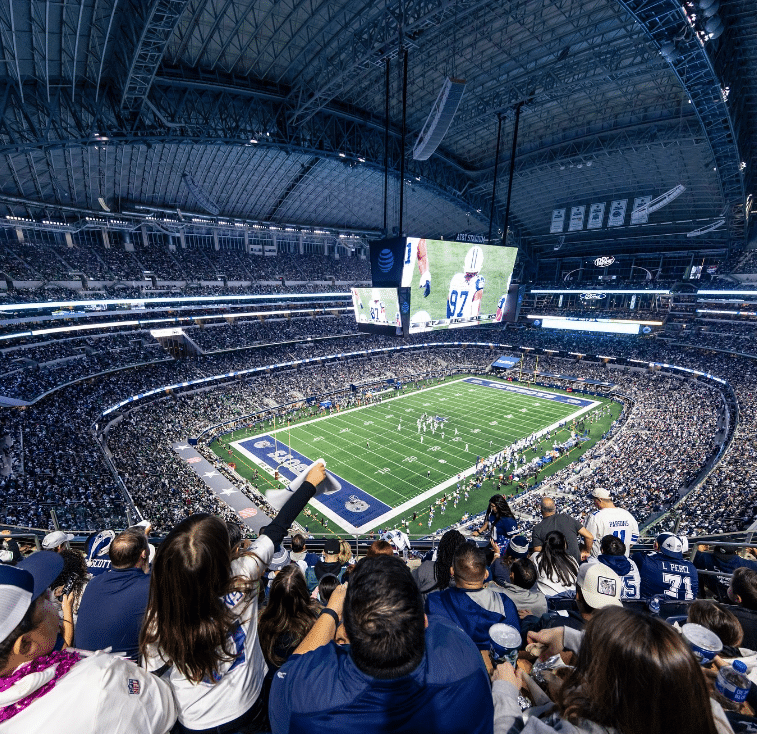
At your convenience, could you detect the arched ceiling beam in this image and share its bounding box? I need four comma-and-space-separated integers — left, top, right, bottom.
0, 0, 24, 104
86, 0, 122, 102
0, 78, 498, 235
469, 114, 704, 178
119, 0, 191, 117
287, 0, 492, 127
617, 0, 746, 253
206, 0, 260, 72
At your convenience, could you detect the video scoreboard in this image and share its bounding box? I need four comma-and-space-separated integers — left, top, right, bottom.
354, 237, 518, 335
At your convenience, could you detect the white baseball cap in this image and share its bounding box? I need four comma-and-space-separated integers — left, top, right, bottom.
0, 551, 63, 642
577, 562, 622, 609
41, 530, 74, 550
590, 488, 611, 500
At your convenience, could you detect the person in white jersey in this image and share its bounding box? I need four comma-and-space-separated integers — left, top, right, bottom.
584, 488, 639, 558
446, 246, 485, 323
0, 551, 176, 734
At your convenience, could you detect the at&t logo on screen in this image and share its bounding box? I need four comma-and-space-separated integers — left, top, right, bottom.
378, 248, 394, 272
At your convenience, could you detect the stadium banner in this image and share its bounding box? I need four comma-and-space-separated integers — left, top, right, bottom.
462, 377, 595, 407
568, 205, 585, 231
236, 436, 391, 524
534, 371, 615, 387
368, 237, 407, 287
630, 195, 652, 224
550, 208, 566, 233
587, 202, 605, 230
607, 199, 627, 227
491, 355, 521, 369
630, 294, 636, 310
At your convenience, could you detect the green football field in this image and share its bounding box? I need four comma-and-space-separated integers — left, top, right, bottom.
226, 376, 611, 534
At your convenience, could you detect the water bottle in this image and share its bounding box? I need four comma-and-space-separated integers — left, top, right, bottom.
715, 660, 751, 704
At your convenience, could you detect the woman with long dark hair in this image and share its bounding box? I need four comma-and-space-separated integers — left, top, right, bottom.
50, 546, 90, 646
412, 529, 466, 596
472, 495, 518, 553
140, 463, 325, 734
493, 606, 722, 734
532, 530, 578, 597
258, 564, 319, 673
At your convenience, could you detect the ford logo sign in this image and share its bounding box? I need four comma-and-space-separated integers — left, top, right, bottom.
377, 249, 394, 273
580, 292, 606, 300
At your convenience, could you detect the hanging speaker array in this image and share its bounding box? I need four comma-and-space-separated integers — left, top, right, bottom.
412, 77, 466, 161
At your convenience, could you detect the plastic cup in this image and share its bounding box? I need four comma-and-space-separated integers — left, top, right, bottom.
681, 623, 723, 665
489, 623, 521, 667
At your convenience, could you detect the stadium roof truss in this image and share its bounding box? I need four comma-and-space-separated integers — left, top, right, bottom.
0, 0, 750, 267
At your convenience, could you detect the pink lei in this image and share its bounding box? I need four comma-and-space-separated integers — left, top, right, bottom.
0, 649, 82, 722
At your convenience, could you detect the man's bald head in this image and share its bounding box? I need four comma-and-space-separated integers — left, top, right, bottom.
109, 527, 149, 569
540, 497, 556, 516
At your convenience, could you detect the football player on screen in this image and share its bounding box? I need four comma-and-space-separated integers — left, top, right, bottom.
494, 293, 508, 322
368, 289, 387, 323
351, 288, 364, 314
417, 238, 431, 297
447, 246, 485, 321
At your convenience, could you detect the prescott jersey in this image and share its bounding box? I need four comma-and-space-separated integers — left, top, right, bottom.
585, 507, 639, 557
447, 273, 485, 320
632, 552, 699, 601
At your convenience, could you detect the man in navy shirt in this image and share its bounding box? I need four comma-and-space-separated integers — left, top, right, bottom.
694, 544, 757, 601
75, 526, 151, 659
270, 555, 493, 734
426, 543, 520, 651
632, 532, 698, 601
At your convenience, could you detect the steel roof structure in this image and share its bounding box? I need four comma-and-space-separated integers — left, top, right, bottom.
0, 0, 752, 273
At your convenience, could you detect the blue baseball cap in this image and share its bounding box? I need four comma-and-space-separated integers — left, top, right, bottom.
656, 533, 684, 560
0, 551, 63, 643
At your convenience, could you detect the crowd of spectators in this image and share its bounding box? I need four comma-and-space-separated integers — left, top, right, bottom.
0, 236, 371, 286
0, 299, 755, 551
0, 336, 169, 401
186, 315, 358, 352
669, 324, 757, 355
2, 509, 757, 733
494, 361, 722, 540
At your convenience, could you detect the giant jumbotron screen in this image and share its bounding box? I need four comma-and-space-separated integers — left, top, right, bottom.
362, 238, 518, 334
